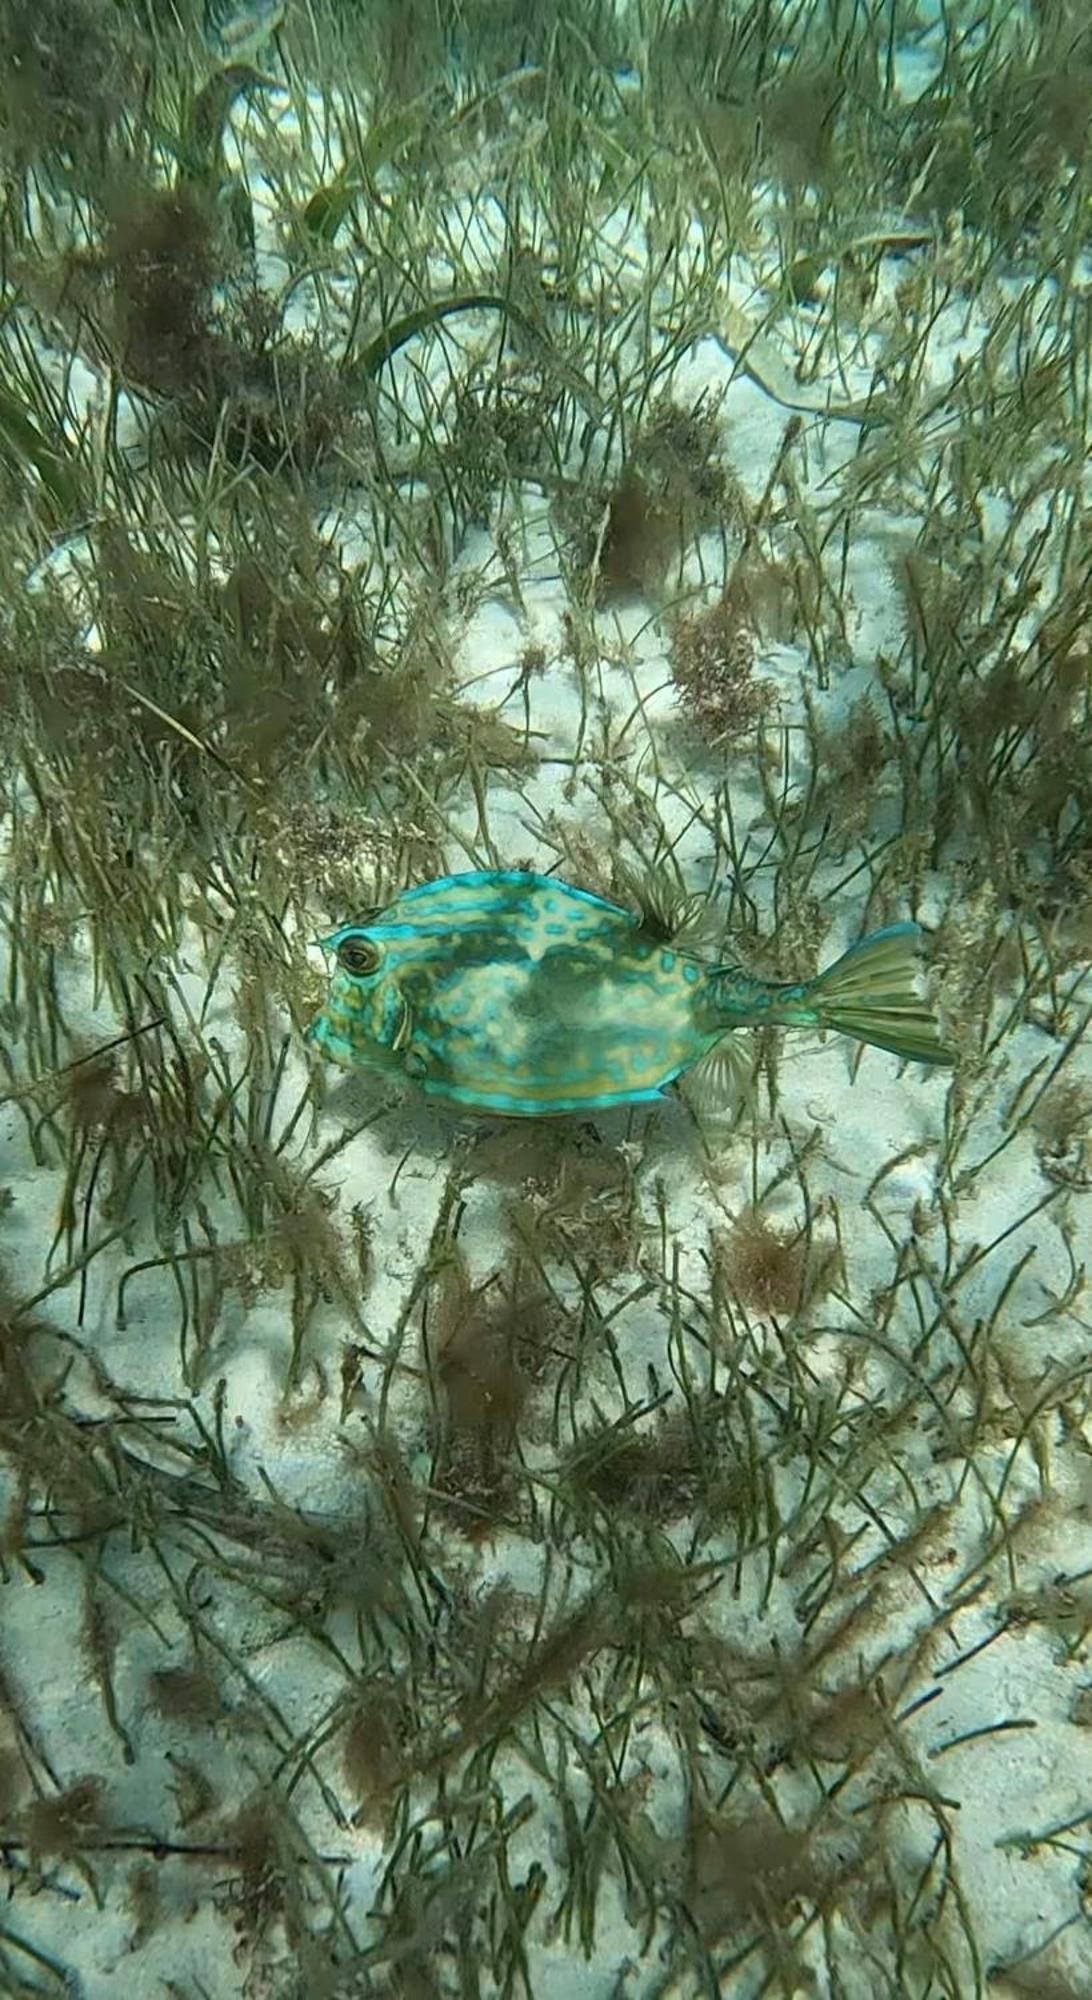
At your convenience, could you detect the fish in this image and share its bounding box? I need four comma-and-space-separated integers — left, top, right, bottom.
203, 0, 284, 63
304, 869, 955, 1118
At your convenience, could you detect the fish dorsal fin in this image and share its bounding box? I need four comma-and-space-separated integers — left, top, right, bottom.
616, 862, 717, 948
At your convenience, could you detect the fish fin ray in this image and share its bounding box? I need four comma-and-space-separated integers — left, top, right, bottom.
678, 1034, 757, 1121
808, 924, 956, 1067
616, 861, 716, 947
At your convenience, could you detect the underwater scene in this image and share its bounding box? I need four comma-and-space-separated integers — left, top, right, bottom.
1, 0, 1091, 1993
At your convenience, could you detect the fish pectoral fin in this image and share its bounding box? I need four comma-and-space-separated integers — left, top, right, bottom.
390, 992, 415, 1054
678, 1034, 757, 1121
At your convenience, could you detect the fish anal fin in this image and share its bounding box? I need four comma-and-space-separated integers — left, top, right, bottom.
678, 1033, 757, 1121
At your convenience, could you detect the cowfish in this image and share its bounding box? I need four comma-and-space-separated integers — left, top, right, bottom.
203, 0, 284, 62
305, 869, 954, 1117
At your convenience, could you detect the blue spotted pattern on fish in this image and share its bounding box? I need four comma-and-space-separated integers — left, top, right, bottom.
305, 870, 954, 1117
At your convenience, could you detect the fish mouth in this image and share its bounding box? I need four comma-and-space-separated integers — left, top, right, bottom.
304, 1010, 358, 1068
302, 1010, 329, 1049
305, 1005, 401, 1080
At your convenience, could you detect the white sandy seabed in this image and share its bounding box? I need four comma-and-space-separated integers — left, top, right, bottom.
2, 45, 1092, 2000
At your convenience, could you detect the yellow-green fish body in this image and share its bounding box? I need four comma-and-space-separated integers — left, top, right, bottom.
305, 870, 952, 1117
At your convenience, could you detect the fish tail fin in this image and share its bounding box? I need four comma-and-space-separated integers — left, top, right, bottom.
806, 923, 956, 1067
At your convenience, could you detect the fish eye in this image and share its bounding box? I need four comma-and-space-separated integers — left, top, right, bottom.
335, 934, 381, 978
